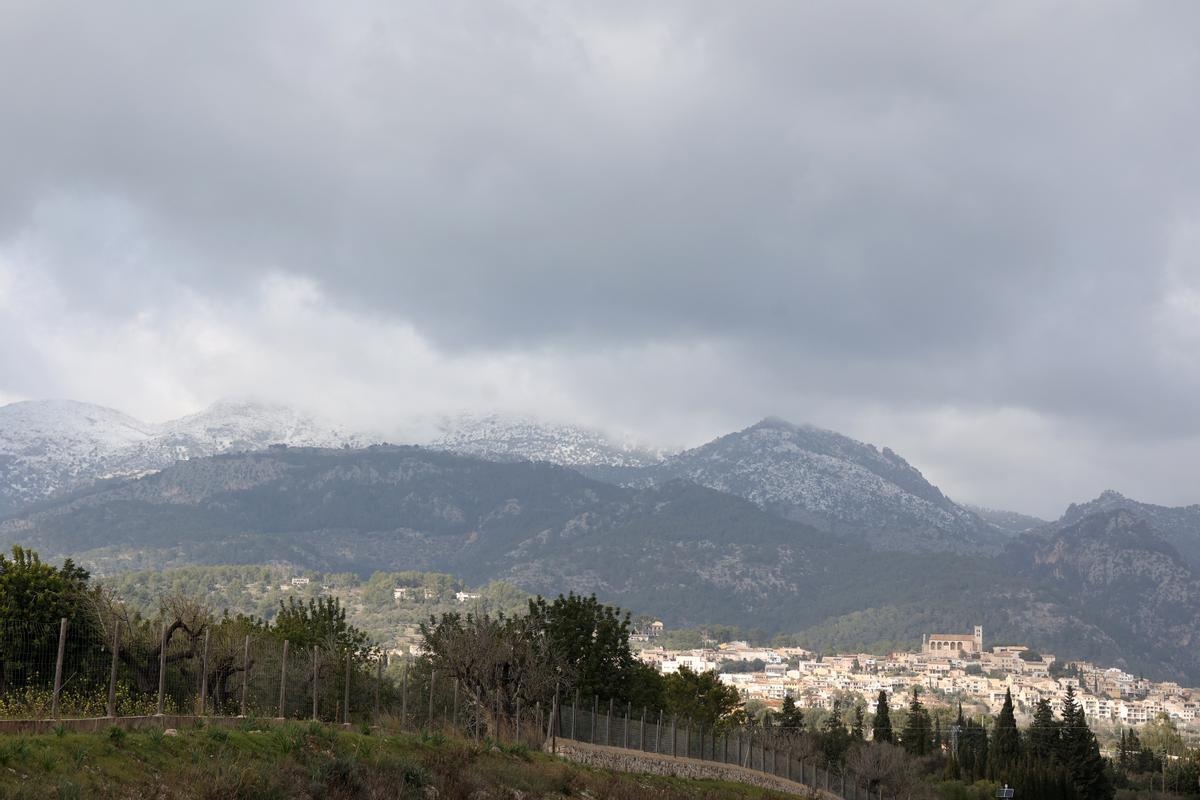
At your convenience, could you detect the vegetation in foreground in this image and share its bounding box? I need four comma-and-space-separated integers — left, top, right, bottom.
0, 720, 804, 800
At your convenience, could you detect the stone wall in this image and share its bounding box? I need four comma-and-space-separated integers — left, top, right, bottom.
547, 739, 844, 799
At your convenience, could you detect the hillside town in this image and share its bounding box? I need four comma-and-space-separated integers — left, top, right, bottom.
634, 624, 1200, 733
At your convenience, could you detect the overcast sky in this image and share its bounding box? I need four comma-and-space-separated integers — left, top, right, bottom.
2, 1, 1199, 517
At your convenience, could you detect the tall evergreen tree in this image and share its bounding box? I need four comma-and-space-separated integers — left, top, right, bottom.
990, 687, 1021, 777
955, 705, 990, 783
872, 690, 893, 743
1028, 697, 1061, 761
1059, 685, 1113, 800
901, 687, 932, 756
851, 704, 865, 740
778, 694, 805, 733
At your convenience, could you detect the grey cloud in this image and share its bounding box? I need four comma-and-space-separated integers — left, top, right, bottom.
2, 1, 1200, 513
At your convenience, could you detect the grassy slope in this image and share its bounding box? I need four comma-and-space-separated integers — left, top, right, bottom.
0, 721, 801, 800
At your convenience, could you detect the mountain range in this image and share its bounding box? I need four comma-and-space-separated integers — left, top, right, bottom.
1, 398, 1198, 682
1, 400, 1008, 553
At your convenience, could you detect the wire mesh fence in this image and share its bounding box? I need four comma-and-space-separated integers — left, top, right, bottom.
549, 695, 895, 800
0, 620, 895, 798
0, 619, 397, 726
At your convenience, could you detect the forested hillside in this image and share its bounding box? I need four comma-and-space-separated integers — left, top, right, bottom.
4, 445, 1200, 683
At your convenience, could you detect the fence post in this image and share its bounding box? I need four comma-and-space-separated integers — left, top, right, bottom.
570, 690, 578, 739
515, 697, 522, 744
640, 707, 646, 751
374, 656, 382, 726
787, 747, 792, 781
494, 692, 501, 742
240, 635, 249, 718
400, 662, 408, 729
655, 709, 663, 753
549, 686, 556, 753
451, 679, 459, 731
106, 622, 120, 718
341, 652, 350, 726
199, 628, 210, 715
625, 702, 631, 748
606, 697, 613, 745
536, 701, 542, 746
685, 718, 690, 759
548, 682, 559, 753
278, 640, 289, 718
312, 647, 319, 721
590, 695, 597, 743
50, 617, 67, 721
427, 669, 436, 730
157, 620, 168, 717
671, 715, 677, 757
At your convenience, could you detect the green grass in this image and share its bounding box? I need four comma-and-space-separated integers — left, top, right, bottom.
0, 723, 806, 799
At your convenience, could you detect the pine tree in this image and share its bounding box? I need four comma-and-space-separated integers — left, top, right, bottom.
872, 690, 893, 743
901, 687, 932, 756
990, 687, 1021, 777
1059, 685, 1113, 800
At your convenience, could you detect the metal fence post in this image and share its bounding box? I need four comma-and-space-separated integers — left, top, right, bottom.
591, 695, 597, 743
655, 710, 663, 753
157, 621, 168, 716
312, 646, 319, 721
624, 702, 631, 748
570, 690, 578, 739
640, 707, 646, 751
343, 652, 351, 726
400, 662, 408, 729
106, 622, 120, 718
278, 640, 289, 718
427, 669, 436, 729
671, 715, 677, 757
240, 635, 249, 718
374, 656, 382, 725
494, 692, 501, 741
199, 628, 210, 715
50, 617, 67, 720
606, 697, 613, 745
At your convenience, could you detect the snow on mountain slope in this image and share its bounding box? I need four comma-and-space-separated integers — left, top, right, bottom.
0, 399, 368, 516
626, 418, 1006, 552
430, 414, 660, 468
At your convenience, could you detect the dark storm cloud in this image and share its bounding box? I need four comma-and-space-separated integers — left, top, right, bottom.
2, 1, 1200, 514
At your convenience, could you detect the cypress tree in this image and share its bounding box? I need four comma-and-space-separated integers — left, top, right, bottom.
872, 690, 893, 743
990, 687, 1021, 777
851, 704, 865, 739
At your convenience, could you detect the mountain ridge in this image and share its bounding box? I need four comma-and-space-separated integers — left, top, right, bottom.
2, 444, 1198, 681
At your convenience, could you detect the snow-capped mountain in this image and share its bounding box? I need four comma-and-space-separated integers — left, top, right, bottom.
430, 414, 660, 468
0, 399, 369, 516
603, 418, 1008, 552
